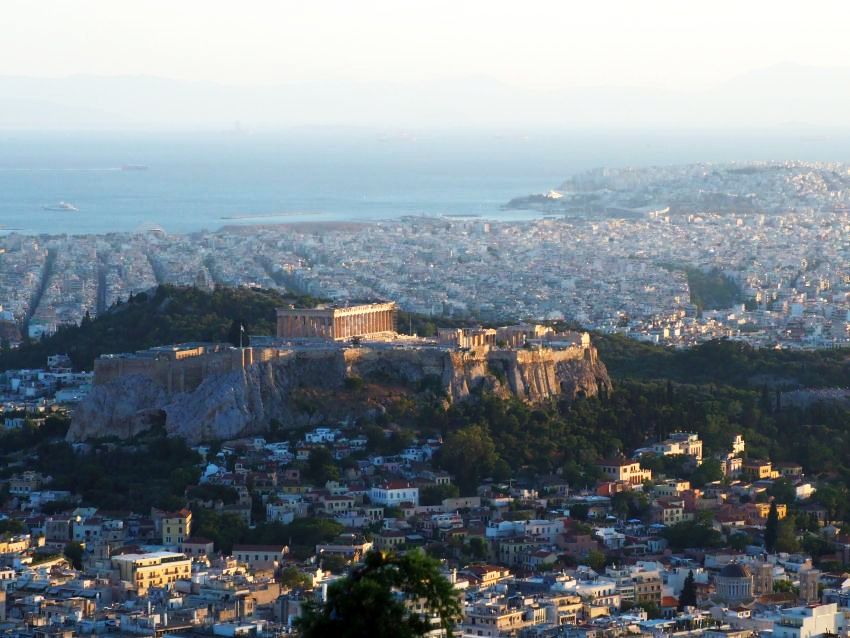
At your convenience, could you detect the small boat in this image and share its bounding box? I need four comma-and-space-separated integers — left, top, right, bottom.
43, 201, 79, 212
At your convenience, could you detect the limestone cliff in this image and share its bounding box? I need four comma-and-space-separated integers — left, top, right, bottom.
67, 345, 611, 443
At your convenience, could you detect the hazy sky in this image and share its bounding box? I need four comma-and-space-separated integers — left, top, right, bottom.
6, 0, 850, 90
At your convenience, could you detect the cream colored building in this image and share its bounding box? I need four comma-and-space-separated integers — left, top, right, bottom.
0, 536, 30, 555
112, 551, 192, 594
597, 458, 652, 485
772, 603, 847, 638
161, 509, 192, 546
652, 432, 704, 463
437, 327, 496, 348
232, 544, 288, 570
462, 601, 527, 637
276, 302, 397, 340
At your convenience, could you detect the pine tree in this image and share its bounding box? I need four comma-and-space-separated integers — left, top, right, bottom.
764, 501, 779, 553
678, 570, 698, 610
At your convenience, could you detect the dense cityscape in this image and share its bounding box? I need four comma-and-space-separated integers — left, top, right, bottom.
8, 1, 850, 636
0, 160, 847, 637
4, 162, 850, 349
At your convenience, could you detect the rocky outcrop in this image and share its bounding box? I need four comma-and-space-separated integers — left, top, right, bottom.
69, 374, 169, 440
67, 345, 611, 443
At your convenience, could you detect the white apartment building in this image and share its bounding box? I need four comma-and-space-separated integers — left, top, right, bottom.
368, 481, 419, 507
772, 604, 848, 638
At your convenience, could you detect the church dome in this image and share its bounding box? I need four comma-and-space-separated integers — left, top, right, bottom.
720, 563, 751, 579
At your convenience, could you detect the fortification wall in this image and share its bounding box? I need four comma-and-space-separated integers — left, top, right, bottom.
93, 347, 283, 394
71, 341, 612, 442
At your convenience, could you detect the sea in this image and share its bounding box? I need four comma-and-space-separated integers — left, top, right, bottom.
1, 128, 849, 236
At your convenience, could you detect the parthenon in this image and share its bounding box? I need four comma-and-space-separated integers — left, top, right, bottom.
276, 302, 397, 341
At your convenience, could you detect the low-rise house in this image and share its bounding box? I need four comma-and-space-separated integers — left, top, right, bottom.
742, 459, 779, 480
315, 534, 372, 562
368, 480, 419, 508
232, 545, 288, 571
597, 458, 652, 486
181, 537, 215, 558
651, 498, 686, 525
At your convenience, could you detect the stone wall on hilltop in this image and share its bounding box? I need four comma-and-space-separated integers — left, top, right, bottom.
67, 344, 611, 443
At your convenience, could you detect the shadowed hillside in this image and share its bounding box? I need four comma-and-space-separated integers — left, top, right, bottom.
0, 285, 323, 371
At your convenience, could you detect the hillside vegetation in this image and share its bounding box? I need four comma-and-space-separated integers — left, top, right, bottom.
0, 285, 322, 371
686, 267, 742, 311
595, 333, 850, 388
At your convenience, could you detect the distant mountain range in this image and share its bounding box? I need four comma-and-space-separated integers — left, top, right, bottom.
2, 64, 850, 130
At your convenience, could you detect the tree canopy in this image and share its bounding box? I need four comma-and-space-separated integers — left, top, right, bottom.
0, 284, 322, 371
296, 550, 462, 638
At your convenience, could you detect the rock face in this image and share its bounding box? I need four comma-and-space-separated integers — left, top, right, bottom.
67, 345, 611, 443
70, 374, 169, 440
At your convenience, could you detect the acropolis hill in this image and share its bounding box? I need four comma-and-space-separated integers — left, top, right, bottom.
68, 304, 611, 442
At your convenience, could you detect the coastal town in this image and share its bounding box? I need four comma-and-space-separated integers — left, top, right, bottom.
8, 1, 850, 636
0, 161, 849, 637
4, 163, 850, 348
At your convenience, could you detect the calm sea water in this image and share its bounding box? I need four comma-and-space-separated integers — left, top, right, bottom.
1, 129, 849, 235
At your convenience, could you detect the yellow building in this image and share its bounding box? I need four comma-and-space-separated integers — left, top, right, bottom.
112, 551, 192, 594
597, 457, 652, 485
463, 601, 527, 637
161, 509, 192, 546
743, 460, 780, 480
0, 536, 30, 555
753, 502, 787, 520
547, 595, 582, 625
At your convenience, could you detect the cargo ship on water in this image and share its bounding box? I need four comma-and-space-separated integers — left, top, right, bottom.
43, 201, 79, 212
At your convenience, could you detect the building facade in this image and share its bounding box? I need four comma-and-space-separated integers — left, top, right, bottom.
111, 551, 192, 594
161, 509, 192, 546
276, 302, 397, 341
368, 481, 420, 507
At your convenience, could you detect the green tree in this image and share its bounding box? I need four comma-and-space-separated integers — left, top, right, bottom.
767, 479, 796, 505
306, 446, 340, 485
775, 514, 800, 554
0, 519, 25, 535
278, 566, 311, 590
586, 549, 607, 571
296, 550, 462, 638
678, 570, 697, 610
319, 553, 349, 574
466, 537, 488, 561
437, 425, 499, 494
64, 542, 84, 570
639, 602, 661, 619
569, 504, 589, 520
728, 532, 752, 551
764, 501, 779, 553
420, 484, 460, 506
662, 520, 723, 551
690, 458, 723, 488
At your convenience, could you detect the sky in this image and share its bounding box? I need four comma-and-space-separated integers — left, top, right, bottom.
4, 1, 850, 130
5, 0, 850, 91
